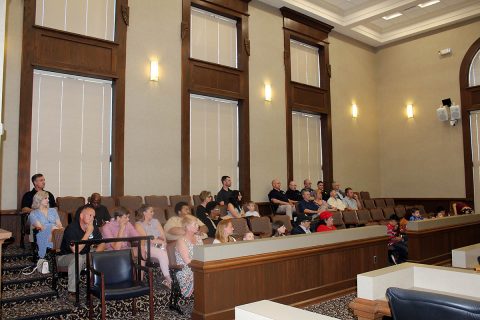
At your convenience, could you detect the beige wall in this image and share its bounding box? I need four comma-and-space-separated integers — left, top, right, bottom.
0, 0, 22, 209
124, 0, 182, 197
377, 20, 480, 198
1, 1, 479, 209
329, 33, 380, 197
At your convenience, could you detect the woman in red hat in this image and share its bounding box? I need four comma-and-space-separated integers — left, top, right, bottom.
316, 211, 337, 232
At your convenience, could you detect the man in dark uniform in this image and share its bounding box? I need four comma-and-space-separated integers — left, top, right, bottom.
74, 193, 111, 227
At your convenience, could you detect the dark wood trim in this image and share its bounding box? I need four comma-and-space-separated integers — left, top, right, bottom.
190, 235, 388, 320
393, 197, 473, 214
281, 9, 334, 185
181, 0, 250, 199
17, 0, 127, 206
460, 37, 480, 200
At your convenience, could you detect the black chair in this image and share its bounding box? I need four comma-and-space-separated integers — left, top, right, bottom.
386, 287, 480, 320
87, 249, 154, 320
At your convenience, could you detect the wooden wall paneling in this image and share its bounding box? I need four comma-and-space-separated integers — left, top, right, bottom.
17, 0, 36, 209
18, 0, 128, 204
181, 0, 250, 199
406, 221, 480, 264
460, 37, 480, 201
292, 84, 327, 110
0, 211, 21, 244
190, 236, 388, 320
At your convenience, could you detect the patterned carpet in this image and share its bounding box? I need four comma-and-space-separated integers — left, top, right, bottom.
305, 293, 358, 320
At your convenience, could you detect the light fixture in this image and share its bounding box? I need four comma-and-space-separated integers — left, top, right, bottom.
418, 0, 440, 8
407, 104, 414, 119
264, 84, 272, 102
352, 104, 358, 118
382, 12, 402, 20
150, 60, 159, 81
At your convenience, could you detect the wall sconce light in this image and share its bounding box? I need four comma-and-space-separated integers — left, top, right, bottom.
264, 84, 272, 102
406, 104, 414, 118
150, 60, 159, 81
352, 104, 358, 118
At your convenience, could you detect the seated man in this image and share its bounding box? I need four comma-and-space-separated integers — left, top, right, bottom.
268, 179, 296, 220
291, 215, 312, 235
101, 207, 139, 250
74, 192, 111, 227
216, 175, 233, 206
331, 181, 345, 200
342, 188, 362, 210
164, 201, 208, 241
21, 173, 56, 213
327, 190, 346, 211
285, 180, 302, 203
300, 179, 315, 200
57, 205, 105, 300
297, 190, 321, 219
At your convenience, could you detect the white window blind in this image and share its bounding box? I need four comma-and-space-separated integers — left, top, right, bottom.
35, 0, 116, 41
469, 49, 480, 87
190, 94, 238, 195
292, 111, 323, 184
190, 7, 237, 68
31, 70, 112, 198
290, 40, 320, 87
470, 111, 480, 210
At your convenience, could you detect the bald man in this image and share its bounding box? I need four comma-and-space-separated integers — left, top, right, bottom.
75, 193, 111, 227
268, 179, 296, 220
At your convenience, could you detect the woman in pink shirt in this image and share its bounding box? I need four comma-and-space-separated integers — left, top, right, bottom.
101, 207, 139, 250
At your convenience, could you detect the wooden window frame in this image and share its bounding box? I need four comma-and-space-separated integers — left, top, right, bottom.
281, 7, 334, 186
461, 37, 480, 201
181, 0, 251, 199
17, 0, 128, 206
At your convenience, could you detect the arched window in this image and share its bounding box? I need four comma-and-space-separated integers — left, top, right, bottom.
469, 49, 480, 87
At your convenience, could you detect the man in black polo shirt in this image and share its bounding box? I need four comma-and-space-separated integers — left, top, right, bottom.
216, 175, 233, 205
298, 190, 322, 219
21, 173, 56, 213
268, 179, 296, 220
300, 178, 315, 200
74, 193, 111, 227
285, 180, 302, 203
57, 205, 105, 298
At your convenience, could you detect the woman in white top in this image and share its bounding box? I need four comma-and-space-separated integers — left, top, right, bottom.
226, 190, 245, 218
327, 190, 346, 211
135, 205, 171, 288
212, 219, 236, 244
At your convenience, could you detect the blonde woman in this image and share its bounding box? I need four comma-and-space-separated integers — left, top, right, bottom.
135, 205, 172, 288
29, 191, 62, 258
175, 215, 203, 297
195, 191, 213, 220
213, 219, 236, 244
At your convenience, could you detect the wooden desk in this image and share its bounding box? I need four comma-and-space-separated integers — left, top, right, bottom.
190, 226, 388, 320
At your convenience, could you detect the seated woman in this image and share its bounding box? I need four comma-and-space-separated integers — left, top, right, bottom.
135, 205, 172, 288
29, 191, 63, 258
197, 201, 221, 238
212, 219, 236, 244
272, 221, 286, 237
316, 211, 337, 232
101, 207, 139, 250
226, 190, 245, 218
195, 191, 213, 219
175, 215, 203, 298
327, 190, 346, 211
313, 189, 329, 212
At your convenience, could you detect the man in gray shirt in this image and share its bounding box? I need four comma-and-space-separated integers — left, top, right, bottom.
342, 188, 362, 210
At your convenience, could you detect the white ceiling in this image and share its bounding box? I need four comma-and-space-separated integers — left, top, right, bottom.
257, 0, 480, 47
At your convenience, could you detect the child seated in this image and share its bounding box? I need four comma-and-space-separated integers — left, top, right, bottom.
408, 208, 424, 221
387, 214, 408, 264
243, 231, 254, 241
244, 201, 260, 217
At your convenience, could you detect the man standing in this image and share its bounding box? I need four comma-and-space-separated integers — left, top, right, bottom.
57, 205, 105, 300
285, 180, 302, 202
74, 193, 111, 227
268, 179, 296, 219
342, 188, 362, 210
216, 176, 233, 205
21, 173, 56, 213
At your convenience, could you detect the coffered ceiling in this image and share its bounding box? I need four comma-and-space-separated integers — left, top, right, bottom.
257, 0, 480, 47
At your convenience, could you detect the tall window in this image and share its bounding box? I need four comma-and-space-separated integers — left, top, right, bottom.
190, 95, 238, 194
292, 112, 322, 183
290, 40, 320, 87
470, 49, 480, 87
470, 111, 480, 208
190, 7, 237, 68
31, 70, 112, 198
35, 0, 116, 41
